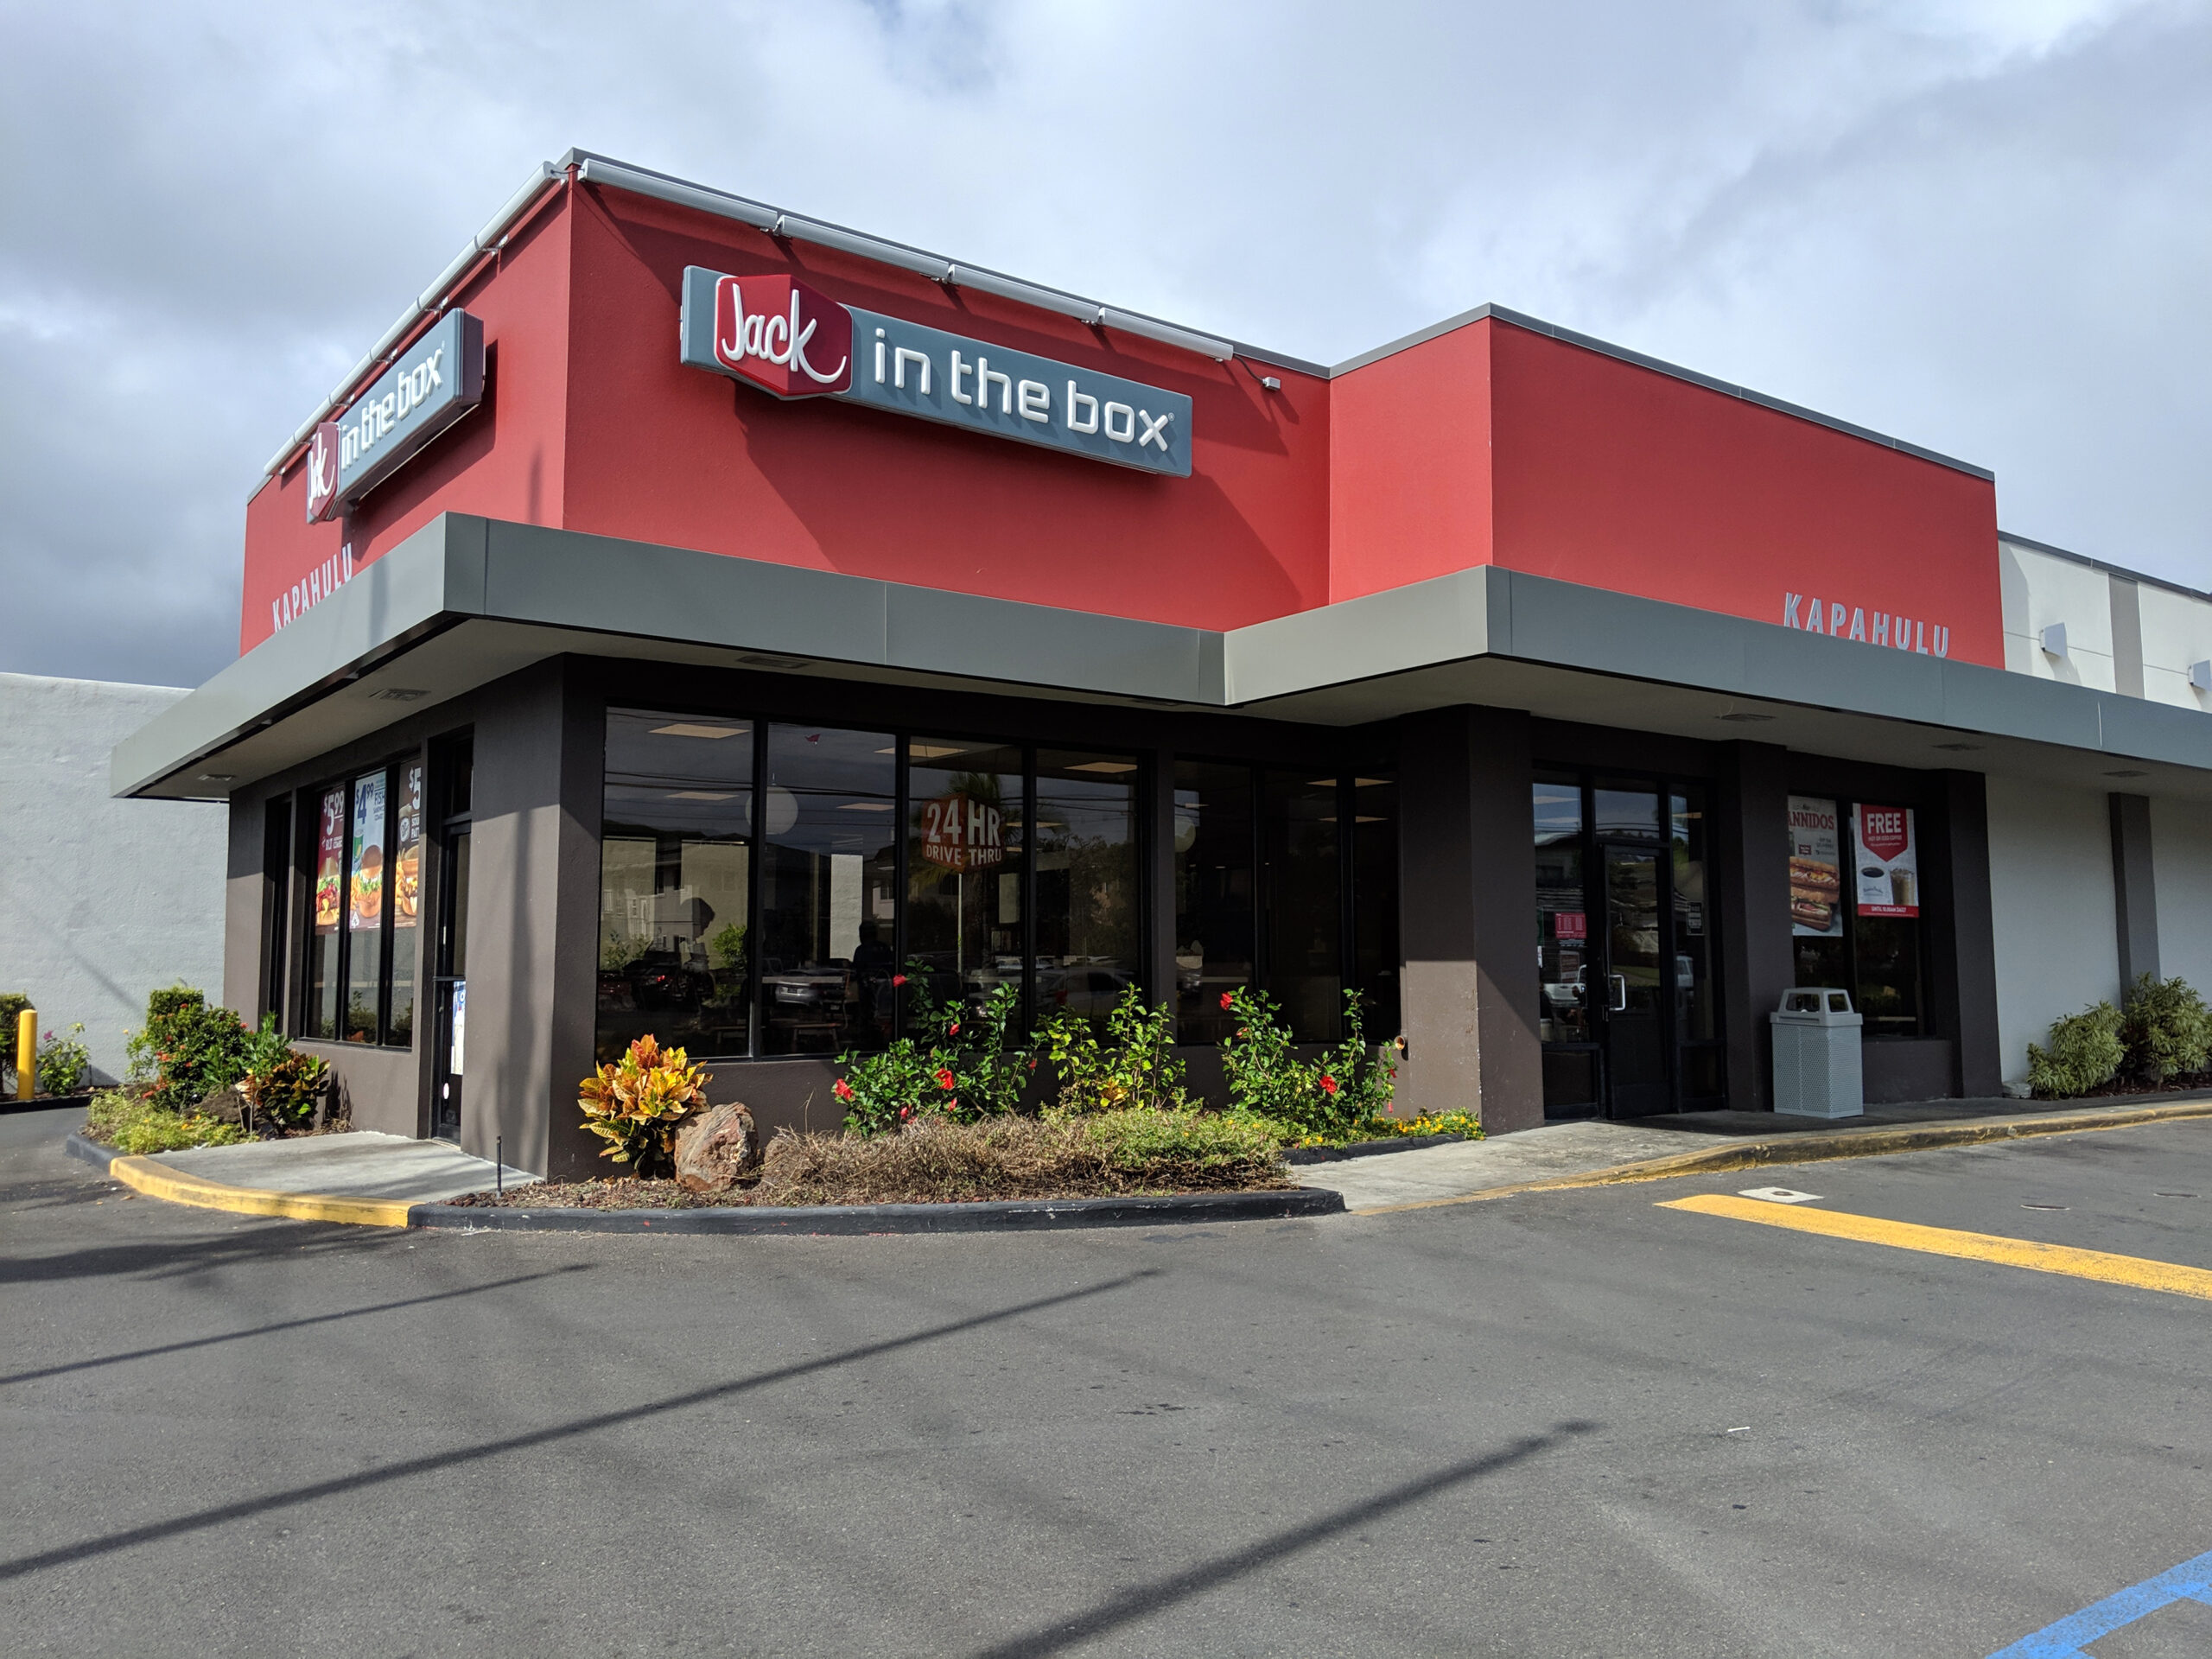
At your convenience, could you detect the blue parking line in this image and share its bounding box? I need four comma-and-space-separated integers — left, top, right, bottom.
1987, 1548, 2212, 1656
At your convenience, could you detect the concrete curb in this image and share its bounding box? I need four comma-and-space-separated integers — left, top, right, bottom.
410, 1187, 1346, 1234
68, 1133, 417, 1225
1359, 1097, 2212, 1215
1282, 1133, 1468, 1166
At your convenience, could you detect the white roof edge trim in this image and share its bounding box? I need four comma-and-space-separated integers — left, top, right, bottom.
570, 152, 1240, 365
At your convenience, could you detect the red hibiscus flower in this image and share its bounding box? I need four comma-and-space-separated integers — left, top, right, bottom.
832, 1077, 855, 1102
1319, 1074, 1339, 1095
948, 1021, 961, 1035
899, 1106, 912, 1122
892, 974, 908, 987
935, 1068, 956, 1090
1219, 991, 1235, 1011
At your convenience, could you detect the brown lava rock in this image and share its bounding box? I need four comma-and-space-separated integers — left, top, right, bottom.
674, 1101, 759, 1193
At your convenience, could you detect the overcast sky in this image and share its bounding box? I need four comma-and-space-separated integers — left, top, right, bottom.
3, 0, 2207, 689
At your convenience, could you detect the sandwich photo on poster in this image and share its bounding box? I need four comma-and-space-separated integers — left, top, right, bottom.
1853, 804, 1920, 917
349, 772, 386, 931
314, 788, 345, 931
1787, 795, 1842, 938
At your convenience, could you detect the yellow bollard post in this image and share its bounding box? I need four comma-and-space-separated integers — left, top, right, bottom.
15, 1008, 35, 1102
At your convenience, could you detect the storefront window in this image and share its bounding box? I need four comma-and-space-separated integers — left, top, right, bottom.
760, 725, 897, 1055
1263, 770, 1341, 1042
1034, 751, 1139, 1027
389, 762, 424, 1046
344, 768, 387, 1043
1350, 774, 1400, 1040
907, 739, 1027, 1021
1173, 761, 1254, 1044
597, 709, 756, 1065
1788, 793, 1923, 1037
307, 785, 345, 1039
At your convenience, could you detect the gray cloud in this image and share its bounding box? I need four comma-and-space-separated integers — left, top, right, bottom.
3, 0, 2205, 687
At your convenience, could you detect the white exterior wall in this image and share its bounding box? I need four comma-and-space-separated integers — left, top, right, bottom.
1986, 773, 2120, 1086
2136, 585, 2212, 713
0, 674, 227, 1085
2150, 797, 2212, 997
1999, 539, 2117, 690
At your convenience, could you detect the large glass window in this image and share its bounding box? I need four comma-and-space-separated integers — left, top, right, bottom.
1034, 751, 1140, 1026
907, 739, 1027, 1020
1173, 760, 1255, 1044
760, 725, 898, 1055
1788, 794, 1923, 1037
1534, 774, 1589, 1046
597, 710, 756, 1065
1262, 770, 1341, 1042
307, 785, 345, 1040
389, 761, 425, 1046
294, 761, 421, 1049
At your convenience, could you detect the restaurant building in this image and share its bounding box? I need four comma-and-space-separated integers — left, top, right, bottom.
114, 153, 2212, 1178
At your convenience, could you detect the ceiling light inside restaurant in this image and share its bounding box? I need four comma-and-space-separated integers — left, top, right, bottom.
668, 791, 737, 801
652, 722, 747, 740
1065, 760, 1137, 773
838, 802, 893, 810
1718, 711, 1775, 723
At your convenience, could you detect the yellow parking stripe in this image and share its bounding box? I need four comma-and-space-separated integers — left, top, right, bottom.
1659, 1192, 2212, 1301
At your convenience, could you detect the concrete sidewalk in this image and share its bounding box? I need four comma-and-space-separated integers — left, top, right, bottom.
157, 1132, 537, 1202
1303, 1091, 2212, 1213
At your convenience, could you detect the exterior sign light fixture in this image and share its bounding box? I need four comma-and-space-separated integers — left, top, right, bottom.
679, 268, 1193, 478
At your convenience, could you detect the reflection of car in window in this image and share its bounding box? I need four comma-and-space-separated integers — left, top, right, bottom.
600, 949, 714, 1010
1542, 966, 1586, 1007
1039, 963, 1132, 1018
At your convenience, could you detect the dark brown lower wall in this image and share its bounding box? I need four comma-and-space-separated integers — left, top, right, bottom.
295, 1039, 421, 1137
1862, 1038, 1955, 1105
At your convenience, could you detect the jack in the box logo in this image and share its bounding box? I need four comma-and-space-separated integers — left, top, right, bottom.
304, 421, 343, 523
712, 274, 853, 398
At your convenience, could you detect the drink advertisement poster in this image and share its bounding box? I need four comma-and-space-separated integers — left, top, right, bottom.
349, 771, 386, 932
1787, 795, 1843, 938
315, 788, 346, 932
1853, 804, 1920, 918
393, 763, 424, 931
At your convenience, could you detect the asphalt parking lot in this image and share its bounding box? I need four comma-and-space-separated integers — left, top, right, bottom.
4, 1104, 2209, 1657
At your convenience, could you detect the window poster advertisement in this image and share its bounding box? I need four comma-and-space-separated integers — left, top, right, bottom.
348, 770, 386, 932
315, 787, 346, 932
1787, 795, 1843, 938
393, 763, 424, 931
1853, 804, 1920, 918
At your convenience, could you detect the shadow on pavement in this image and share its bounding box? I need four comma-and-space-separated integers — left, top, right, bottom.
0, 1263, 595, 1389
0, 1221, 415, 1287
971, 1421, 1600, 1658
0, 1268, 1158, 1584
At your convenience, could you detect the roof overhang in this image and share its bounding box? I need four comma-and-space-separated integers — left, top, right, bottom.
118, 512, 2212, 803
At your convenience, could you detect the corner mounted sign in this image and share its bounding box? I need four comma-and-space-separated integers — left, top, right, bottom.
678, 268, 1192, 477
308, 309, 486, 522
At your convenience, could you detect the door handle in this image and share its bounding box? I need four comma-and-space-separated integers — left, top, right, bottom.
1609, 973, 1628, 1012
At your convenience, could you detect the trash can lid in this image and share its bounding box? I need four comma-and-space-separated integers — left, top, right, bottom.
1770, 988, 1863, 1026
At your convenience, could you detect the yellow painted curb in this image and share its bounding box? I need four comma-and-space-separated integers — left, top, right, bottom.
1358, 1096, 2212, 1216
106, 1154, 416, 1227
1661, 1192, 2212, 1301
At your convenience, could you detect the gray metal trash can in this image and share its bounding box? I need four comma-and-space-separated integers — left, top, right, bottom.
1770, 988, 1864, 1119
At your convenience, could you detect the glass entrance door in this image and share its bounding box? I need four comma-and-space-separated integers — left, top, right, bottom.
1599, 845, 1669, 1116
1535, 772, 1726, 1119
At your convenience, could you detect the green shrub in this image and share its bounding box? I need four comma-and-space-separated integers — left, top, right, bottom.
1218, 987, 1404, 1142
2120, 974, 2212, 1085
835, 970, 1027, 1136
124, 985, 254, 1111
578, 1033, 709, 1176
83, 1089, 251, 1155
37, 1023, 92, 1096
2028, 1001, 2124, 1098
1036, 986, 1190, 1115
1081, 1107, 1281, 1185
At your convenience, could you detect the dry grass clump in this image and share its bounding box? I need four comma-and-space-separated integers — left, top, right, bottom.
753, 1111, 1289, 1208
